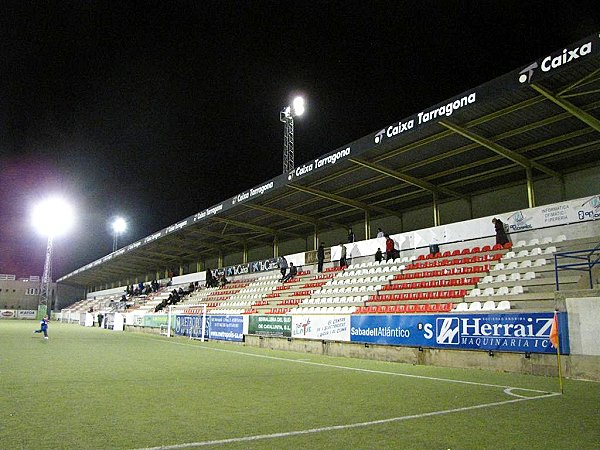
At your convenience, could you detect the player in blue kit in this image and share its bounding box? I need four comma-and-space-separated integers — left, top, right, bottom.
33, 315, 49, 339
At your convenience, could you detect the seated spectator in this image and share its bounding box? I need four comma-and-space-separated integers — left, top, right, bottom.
282, 263, 297, 283
375, 248, 383, 263
218, 275, 229, 287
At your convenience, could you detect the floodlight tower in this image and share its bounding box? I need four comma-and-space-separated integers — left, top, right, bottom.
280, 96, 305, 173
112, 217, 127, 252
32, 197, 74, 315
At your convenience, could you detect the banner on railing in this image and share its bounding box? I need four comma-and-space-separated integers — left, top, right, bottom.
247, 315, 292, 337
349, 312, 569, 354
207, 315, 244, 341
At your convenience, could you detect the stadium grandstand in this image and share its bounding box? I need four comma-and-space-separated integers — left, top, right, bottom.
55, 33, 600, 380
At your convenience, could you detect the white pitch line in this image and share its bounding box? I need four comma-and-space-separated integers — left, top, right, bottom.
132, 392, 560, 450
148, 336, 557, 395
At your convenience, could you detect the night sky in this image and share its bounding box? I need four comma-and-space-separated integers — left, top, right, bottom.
1, 2, 598, 279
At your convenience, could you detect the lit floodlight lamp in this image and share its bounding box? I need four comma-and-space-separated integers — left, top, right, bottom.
32, 197, 75, 237
292, 96, 305, 116
112, 216, 127, 251
112, 217, 127, 234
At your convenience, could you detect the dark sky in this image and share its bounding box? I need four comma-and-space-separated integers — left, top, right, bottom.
1, 1, 598, 279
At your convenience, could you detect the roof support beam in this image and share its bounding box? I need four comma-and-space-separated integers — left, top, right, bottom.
439, 120, 562, 179
244, 203, 346, 229
349, 157, 468, 200
530, 83, 600, 134
288, 183, 399, 217
210, 216, 300, 238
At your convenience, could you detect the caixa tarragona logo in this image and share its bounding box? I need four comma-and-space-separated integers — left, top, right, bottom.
518, 41, 592, 83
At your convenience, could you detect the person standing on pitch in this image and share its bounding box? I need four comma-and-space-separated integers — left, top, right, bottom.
33, 315, 49, 340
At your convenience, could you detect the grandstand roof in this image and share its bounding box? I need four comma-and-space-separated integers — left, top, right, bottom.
59, 33, 600, 288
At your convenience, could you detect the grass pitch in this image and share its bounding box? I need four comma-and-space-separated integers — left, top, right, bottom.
1, 320, 598, 449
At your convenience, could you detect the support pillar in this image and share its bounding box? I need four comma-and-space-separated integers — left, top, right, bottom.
364, 210, 371, 240
243, 242, 248, 263
218, 251, 223, 269
273, 236, 279, 258
313, 225, 318, 250
526, 168, 536, 208
432, 193, 441, 227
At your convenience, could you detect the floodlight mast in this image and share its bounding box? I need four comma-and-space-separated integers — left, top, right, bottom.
280, 96, 305, 174
32, 197, 74, 316
39, 235, 54, 312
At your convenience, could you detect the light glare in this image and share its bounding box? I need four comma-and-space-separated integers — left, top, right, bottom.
32, 197, 75, 237
112, 217, 127, 234
292, 96, 305, 116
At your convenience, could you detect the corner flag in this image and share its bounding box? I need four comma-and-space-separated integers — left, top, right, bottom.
549, 310, 559, 349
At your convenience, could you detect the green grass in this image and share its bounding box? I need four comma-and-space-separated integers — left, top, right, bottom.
1, 320, 598, 449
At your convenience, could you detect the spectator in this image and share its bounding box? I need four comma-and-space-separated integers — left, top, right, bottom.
205, 269, 217, 288
219, 275, 229, 287
97, 313, 104, 327
282, 263, 297, 283
375, 248, 383, 263
492, 218, 510, 245
347, 228, 355, 243
279, 256, 288, 281
317, 242, 325, 273
339, 242, 347, 267
385, 234, 397, 261
376, 227, 385, 238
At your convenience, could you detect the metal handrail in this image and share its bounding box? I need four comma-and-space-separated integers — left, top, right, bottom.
554, 242, 600, 290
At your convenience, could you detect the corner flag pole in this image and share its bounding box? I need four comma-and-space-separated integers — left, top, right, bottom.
550, 310, 564, 394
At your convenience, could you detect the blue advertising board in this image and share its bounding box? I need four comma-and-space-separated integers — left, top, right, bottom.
175, 314, 209, 339
350, 312, 569, 354
208, 315, 244, 342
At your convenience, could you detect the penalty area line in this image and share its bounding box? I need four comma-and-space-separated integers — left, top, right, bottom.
132, 392, 560, 450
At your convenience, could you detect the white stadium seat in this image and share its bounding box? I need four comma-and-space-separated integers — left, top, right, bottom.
482, 300, 496, 310
510, 285, 524, 295
533, 258, 547, 267
468, 288, 481, 297
454, 302, 469, 312
496, 300, 511, 310
468, 301, 482, 311
523, 271, 536, 280
514, 240, 527, 248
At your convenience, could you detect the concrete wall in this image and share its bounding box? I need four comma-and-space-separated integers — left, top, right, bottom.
565, 293, 600, 356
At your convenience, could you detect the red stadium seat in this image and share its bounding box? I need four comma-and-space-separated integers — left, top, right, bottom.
481, 245, 491, 252
461, 248, 471, 255
471, 246, 480, 254
492, 243, 503, 250
396, 304, 406, 313
504, 242, 513, 249
451, 249, 461, 256
427, 303, 439, 312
